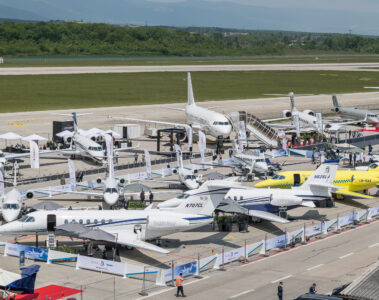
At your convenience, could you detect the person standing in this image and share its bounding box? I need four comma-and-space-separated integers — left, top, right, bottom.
176, 272, 185, 297
309, 283, 317, 294
149, 191, 154, 205
353, 153, 357, 168
368, 144, 373, 155
277, 281, 283, 300
140, 190, 145, 203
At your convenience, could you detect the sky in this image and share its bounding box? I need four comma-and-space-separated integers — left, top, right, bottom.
0, 0, 378, 35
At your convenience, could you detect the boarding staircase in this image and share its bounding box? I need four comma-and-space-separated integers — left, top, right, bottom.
227, 111, 278, 148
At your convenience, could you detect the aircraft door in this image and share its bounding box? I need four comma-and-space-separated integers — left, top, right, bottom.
123, 127, 128, 139
47, 214, 56, 231
293, 174, 301, 187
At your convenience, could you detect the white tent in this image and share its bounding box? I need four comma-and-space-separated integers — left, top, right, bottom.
0, 267, 21, 286
105, 130, 121, 138
22, 134, 47, 141
56, 130, 74, 138
85, 128, 105, 137
0, 132, 23, 140
328, 124, 347, 132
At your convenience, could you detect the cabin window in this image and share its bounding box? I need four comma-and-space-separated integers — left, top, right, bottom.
234, 196, 237, 201
71, 219, 76, 223
86, 219, 91, 224
101, 219, 105, 224
94, 219, 98, 224
64, 219, 68, 224
79, 219, 83, 224
240, 196, 243, 200
108, 219, 112, 224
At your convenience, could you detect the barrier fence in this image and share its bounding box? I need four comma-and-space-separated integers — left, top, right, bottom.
1, 203, 378, 299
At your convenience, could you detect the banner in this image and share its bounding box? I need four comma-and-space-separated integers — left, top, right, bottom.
29, 141, 40, 169
316, 113, 323, 134
128, 171, 149, 181
125, 262, 158, 277
219, 247, 244, 265
185, 125, 193, 149
48, 249, 77, 263
144, 149, 151, 178
164, 261, 197, 282
265, 235, 287, 250
369, 206, 379, 217
305, 223, 322, 238
199, 254, 217, 271
68, 159, 76, 191
277, 131, 287, 151
76, 255, 125, 276
5, 243, 48, 261
339, 214, 354, 227
294, 115, 300, 137
174, 144, 183, 168
198, 131, 206, 163
246, 241, 264, 256
104, 134, 114, 178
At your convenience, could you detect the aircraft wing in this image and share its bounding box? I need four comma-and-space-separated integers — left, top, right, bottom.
263, 117, 291, 123
104, 229, 170, 254
332, 189, 375, 199
268, 123, 297, 129
39, 189, 104, 198
110, 117, 188, 128
248, 210, 290, 223
56, 149, 81, 156
4, 150, 58, 161
140, 179, 182, 185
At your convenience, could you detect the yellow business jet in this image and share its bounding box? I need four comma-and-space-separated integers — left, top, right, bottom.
254, 163, 379, 199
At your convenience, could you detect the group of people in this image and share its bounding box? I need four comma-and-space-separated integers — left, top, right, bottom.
140, 190, 154, 204
277, 282, 317, 299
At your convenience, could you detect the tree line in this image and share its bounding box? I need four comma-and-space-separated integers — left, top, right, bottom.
0, 21, 378, 57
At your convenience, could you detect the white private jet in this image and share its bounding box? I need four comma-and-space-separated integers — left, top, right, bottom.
0, 169, 34, 223
111, 73, 232, 138
56, 113, 105, 164
266, 93, 367, 132
0, 181, 227, 254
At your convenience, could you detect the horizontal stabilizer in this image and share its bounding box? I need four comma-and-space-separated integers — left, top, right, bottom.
301, 201, 316, 208
114, 231, 170, 254
248, 210, 290, 223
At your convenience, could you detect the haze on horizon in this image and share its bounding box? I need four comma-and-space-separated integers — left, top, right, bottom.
0, 0, 378, 36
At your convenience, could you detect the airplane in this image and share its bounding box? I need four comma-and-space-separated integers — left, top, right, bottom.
254, 163, 379, 199
266, 92, 367, 132
159, 164, 338, 224
0, 180, 228, 254
142, 145, 202, 190
222, 163, 339, 223
110, 73, 233, 138
330, 94, 379, 129
0, 168, 34, 222
200, 141, 269, 178
55, 113, 105, 164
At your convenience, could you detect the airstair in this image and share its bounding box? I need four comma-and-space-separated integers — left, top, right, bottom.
228, 111, 278, 147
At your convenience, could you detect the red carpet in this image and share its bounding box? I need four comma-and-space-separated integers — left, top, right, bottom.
9, 285, 82, 300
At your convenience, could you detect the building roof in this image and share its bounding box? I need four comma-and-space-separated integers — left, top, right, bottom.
340, 260, 379, 300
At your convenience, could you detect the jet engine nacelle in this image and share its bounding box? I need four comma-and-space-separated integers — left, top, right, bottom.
147, 215, 190, 230
119, 178, 125, 184
63, 136, 72, 144
96, 177, 102, 184
303, 110, 315, 116
270, 193, 301, 207
172, 169, 178, 174
25, 191, 34, 199
282, 110, 292, 118
331, 107, 339, 113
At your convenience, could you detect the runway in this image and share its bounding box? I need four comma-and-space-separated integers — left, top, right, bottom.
1, 62, 379, 75
138, 220, 379, 300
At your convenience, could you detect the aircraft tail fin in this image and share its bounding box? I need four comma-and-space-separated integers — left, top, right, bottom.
332, 94, 340, 108
289, 92, 296, 111
187, 72, 195, 106
299, 163, 339, 195
172, 180, 231, 216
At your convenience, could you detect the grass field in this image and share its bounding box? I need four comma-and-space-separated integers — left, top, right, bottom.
0, 71, 378, 113
1, 55, 379, 68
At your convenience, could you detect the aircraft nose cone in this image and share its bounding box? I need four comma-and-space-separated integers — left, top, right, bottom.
3, 211, 20, 223
104, 193, 119, 206
186, 180, 199, 190
0, 220, 19, 232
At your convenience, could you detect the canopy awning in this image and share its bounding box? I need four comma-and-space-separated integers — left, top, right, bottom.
0, 132, 23, 140
22, 134, 47, 141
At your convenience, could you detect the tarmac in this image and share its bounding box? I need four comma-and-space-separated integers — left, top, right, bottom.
1, 62, 379, 75
0, 92, 378, 299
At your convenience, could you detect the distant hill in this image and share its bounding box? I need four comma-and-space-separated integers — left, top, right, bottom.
0, 4, 46, 21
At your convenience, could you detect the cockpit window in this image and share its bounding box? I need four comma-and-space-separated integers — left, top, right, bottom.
89, 146, 103, 151
369, 163, 378, 169
3, 203, 19, 210
105, 188, 118, 193
19, 215, 28, 222
256, 159, 265, 162
213, 121, 229, 125
185, 175, 196, 180
272, 175, 285, 180
177, 193, 190, 199
20, 216, 35, 223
